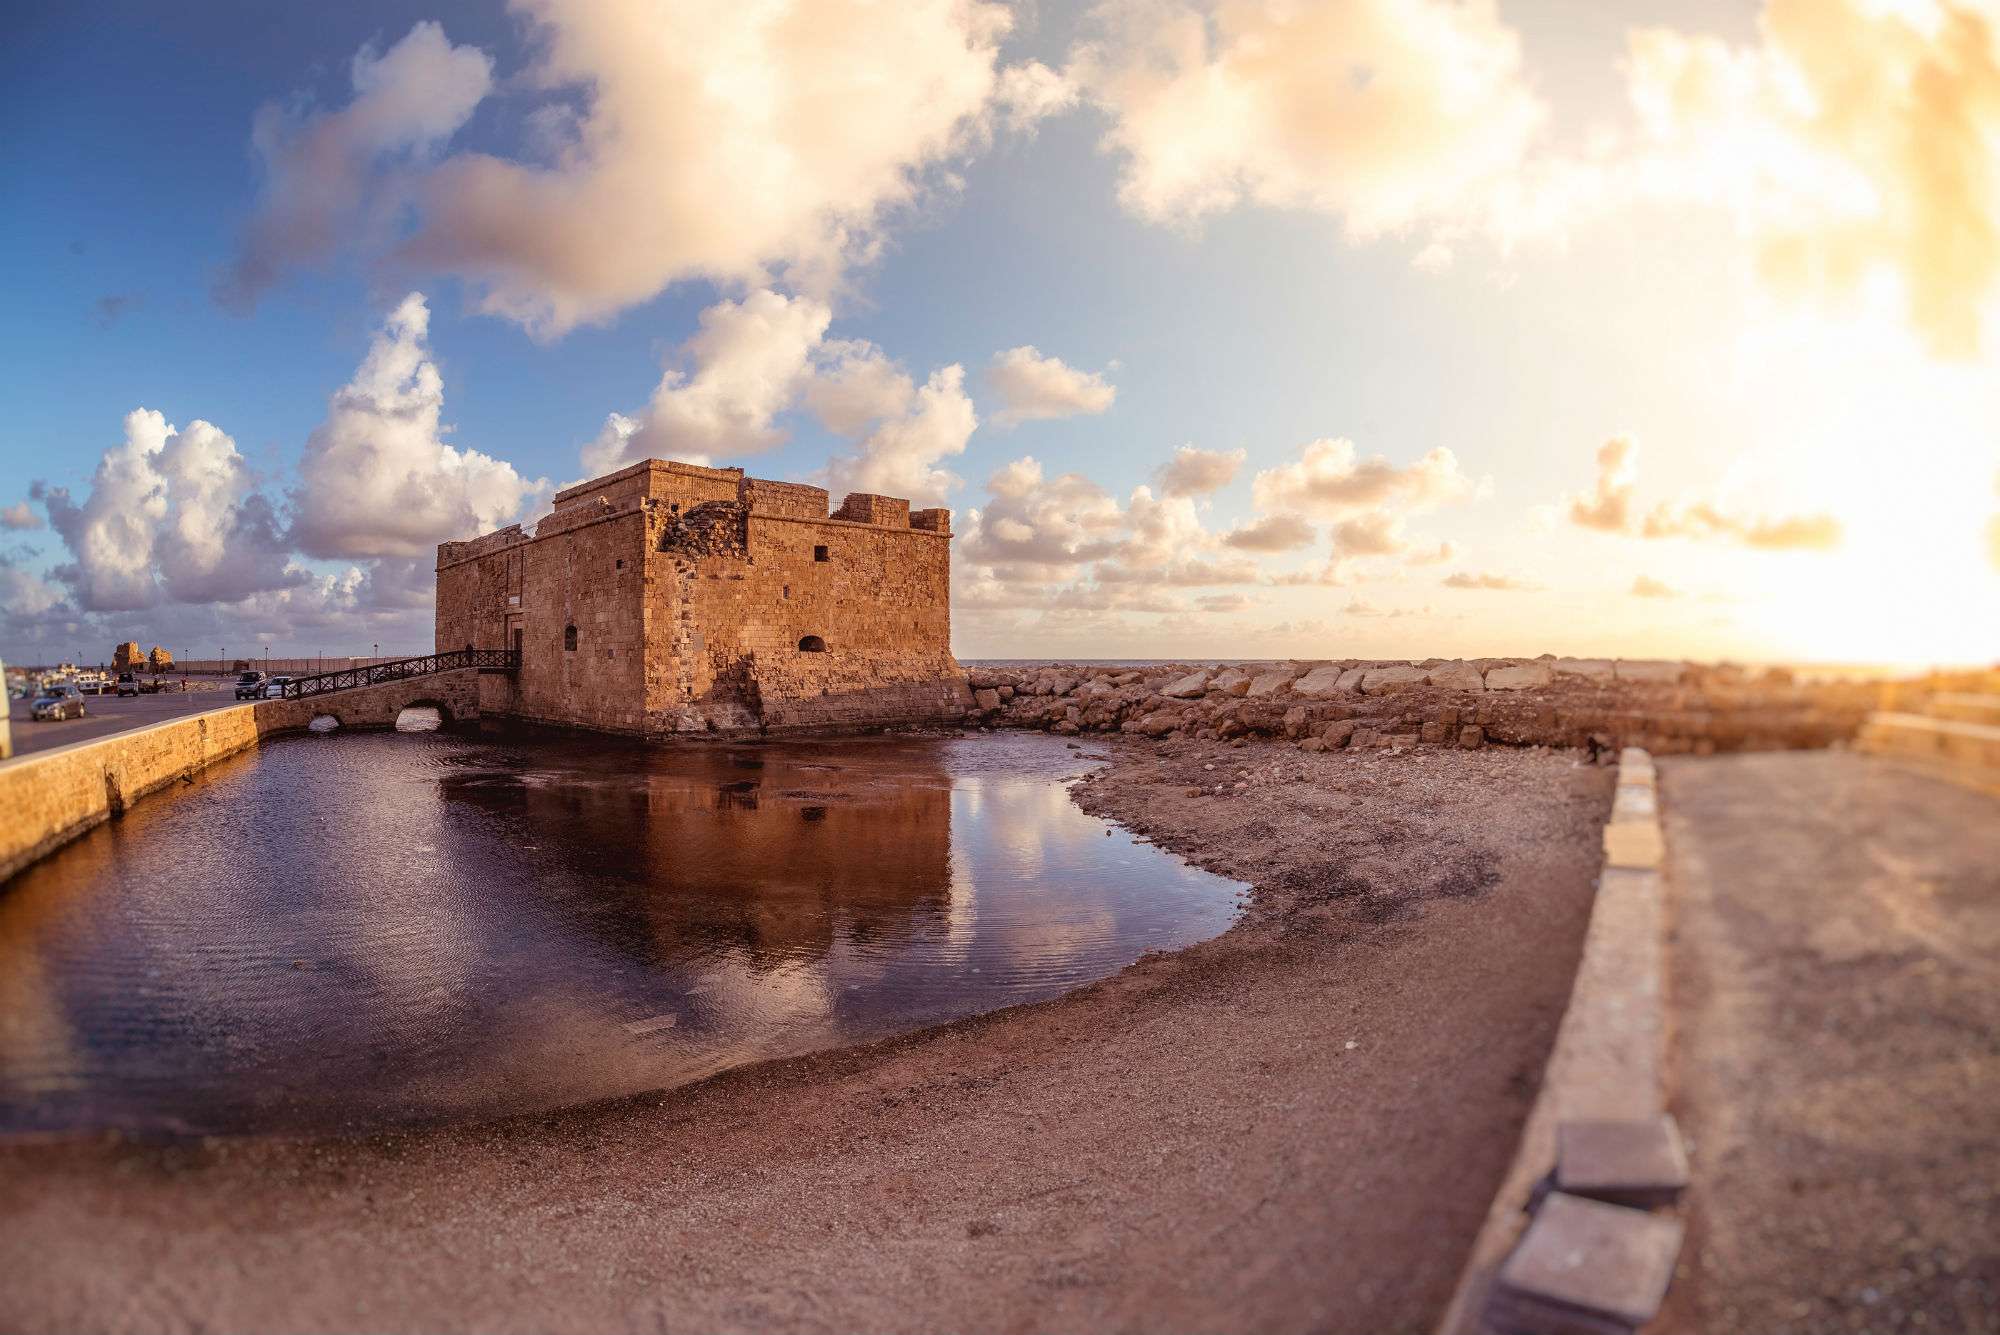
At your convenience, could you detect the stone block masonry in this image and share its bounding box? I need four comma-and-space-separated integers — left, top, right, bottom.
0, 706, 261, 882
0, 673, 500, 882
437, 459, 970, 737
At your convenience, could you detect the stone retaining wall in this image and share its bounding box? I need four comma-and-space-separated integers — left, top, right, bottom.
966, 657, 1879, 754
0, 705, 262, 883
0, 670, 496, 885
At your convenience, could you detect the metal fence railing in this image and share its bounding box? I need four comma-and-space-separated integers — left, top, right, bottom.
279, 648, 520, 700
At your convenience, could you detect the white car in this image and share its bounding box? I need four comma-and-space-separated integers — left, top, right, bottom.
262, 676, 295, 699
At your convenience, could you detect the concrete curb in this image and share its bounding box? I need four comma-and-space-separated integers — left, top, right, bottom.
1434, 748, 1675, 1335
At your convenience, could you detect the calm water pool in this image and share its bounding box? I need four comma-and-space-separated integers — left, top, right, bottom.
0, 729, 1242, 1137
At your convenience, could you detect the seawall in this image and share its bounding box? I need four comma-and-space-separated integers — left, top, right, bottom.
0, 668, 494, 885
966, 656, 1900, 754
0, 704, 263, 884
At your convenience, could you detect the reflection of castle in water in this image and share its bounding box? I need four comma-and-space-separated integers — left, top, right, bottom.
439, 743, 956, 969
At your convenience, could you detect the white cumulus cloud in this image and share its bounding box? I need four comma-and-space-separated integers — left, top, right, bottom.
1251, 437, 1475, 518
1070, 0, 1545, 237
408, 0, 1018, 334
1156, 444, 1245, 497
35, 410, 296, 611
291, 293, 545, 559
986, 345, 1118, 427
219, 22, 493, 310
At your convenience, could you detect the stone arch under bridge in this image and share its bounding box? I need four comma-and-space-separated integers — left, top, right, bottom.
253, 669, 489, 735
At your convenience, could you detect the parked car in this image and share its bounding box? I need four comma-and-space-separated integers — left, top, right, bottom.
234, 671, 266, 700
32, 683, 87, 721
116, 671, 141, 697
262, 676, 294, 699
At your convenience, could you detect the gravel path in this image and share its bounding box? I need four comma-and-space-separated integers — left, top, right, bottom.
0, 739, 1611, 1334
1661, 751, 2000, 1334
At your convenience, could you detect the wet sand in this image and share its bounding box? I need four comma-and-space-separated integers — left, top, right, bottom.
0, 738, 1612, 1334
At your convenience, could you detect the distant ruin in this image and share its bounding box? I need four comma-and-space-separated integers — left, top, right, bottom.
111, 643, 174, 672
436, 459, 971, 735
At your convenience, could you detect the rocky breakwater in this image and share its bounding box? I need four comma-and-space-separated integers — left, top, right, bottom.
965, 658, 1874, 755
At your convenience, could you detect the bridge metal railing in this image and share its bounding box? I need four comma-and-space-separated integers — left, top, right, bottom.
279, 648, 520, 701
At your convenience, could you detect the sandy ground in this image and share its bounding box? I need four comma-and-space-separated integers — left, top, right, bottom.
0, 738, 1611, 1335
1661, 751, 2000, 1334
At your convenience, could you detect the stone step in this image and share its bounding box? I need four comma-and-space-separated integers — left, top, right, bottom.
1928, 692, 2000, 726
1487, 1191, 1684, 1335
1554, 1115, 1690, 1210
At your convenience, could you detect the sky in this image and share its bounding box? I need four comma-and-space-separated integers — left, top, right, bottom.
2, 0, 1996, 669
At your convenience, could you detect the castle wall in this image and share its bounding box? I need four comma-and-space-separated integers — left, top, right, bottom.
437, 461, 967, 737
512, 507, 650, 733
649, 491, 967, 732
435, 525, 527, 655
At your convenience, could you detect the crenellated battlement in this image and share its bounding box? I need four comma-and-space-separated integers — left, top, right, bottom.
436, 458, 969, 736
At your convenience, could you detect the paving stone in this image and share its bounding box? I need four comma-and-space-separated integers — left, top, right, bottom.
1555, 1116, 1690, 1209
1489, 1192, 1683, 1335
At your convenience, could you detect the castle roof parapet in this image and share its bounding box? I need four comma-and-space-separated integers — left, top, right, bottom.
739, 478, 830, 520
436, 523, 529, 571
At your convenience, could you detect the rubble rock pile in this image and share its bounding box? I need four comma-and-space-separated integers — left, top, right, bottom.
963, 657, 1875, 755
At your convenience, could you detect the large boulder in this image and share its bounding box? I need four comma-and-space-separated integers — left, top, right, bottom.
972, 688, 1001, 712
1209, 667, 1253, 697
1160, 670, 1210, 699
1360, 664, 1428, 695
1553, 657, 1615, 683
1486, 662, 1553, 691
1615, 659, 1686, 684
1247, 667, 1297, 698
1292, 664, 1347, 697
1428, 659, 1485, 691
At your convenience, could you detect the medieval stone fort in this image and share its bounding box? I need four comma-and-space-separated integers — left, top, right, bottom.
435, 459, 972, 735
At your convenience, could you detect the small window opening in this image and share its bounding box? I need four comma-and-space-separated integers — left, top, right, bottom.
798, 635, 827, 653
813, 545, 829, 562
616, 558, 624, 569
782, 584, 790, 600
564, 625, 578, 652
